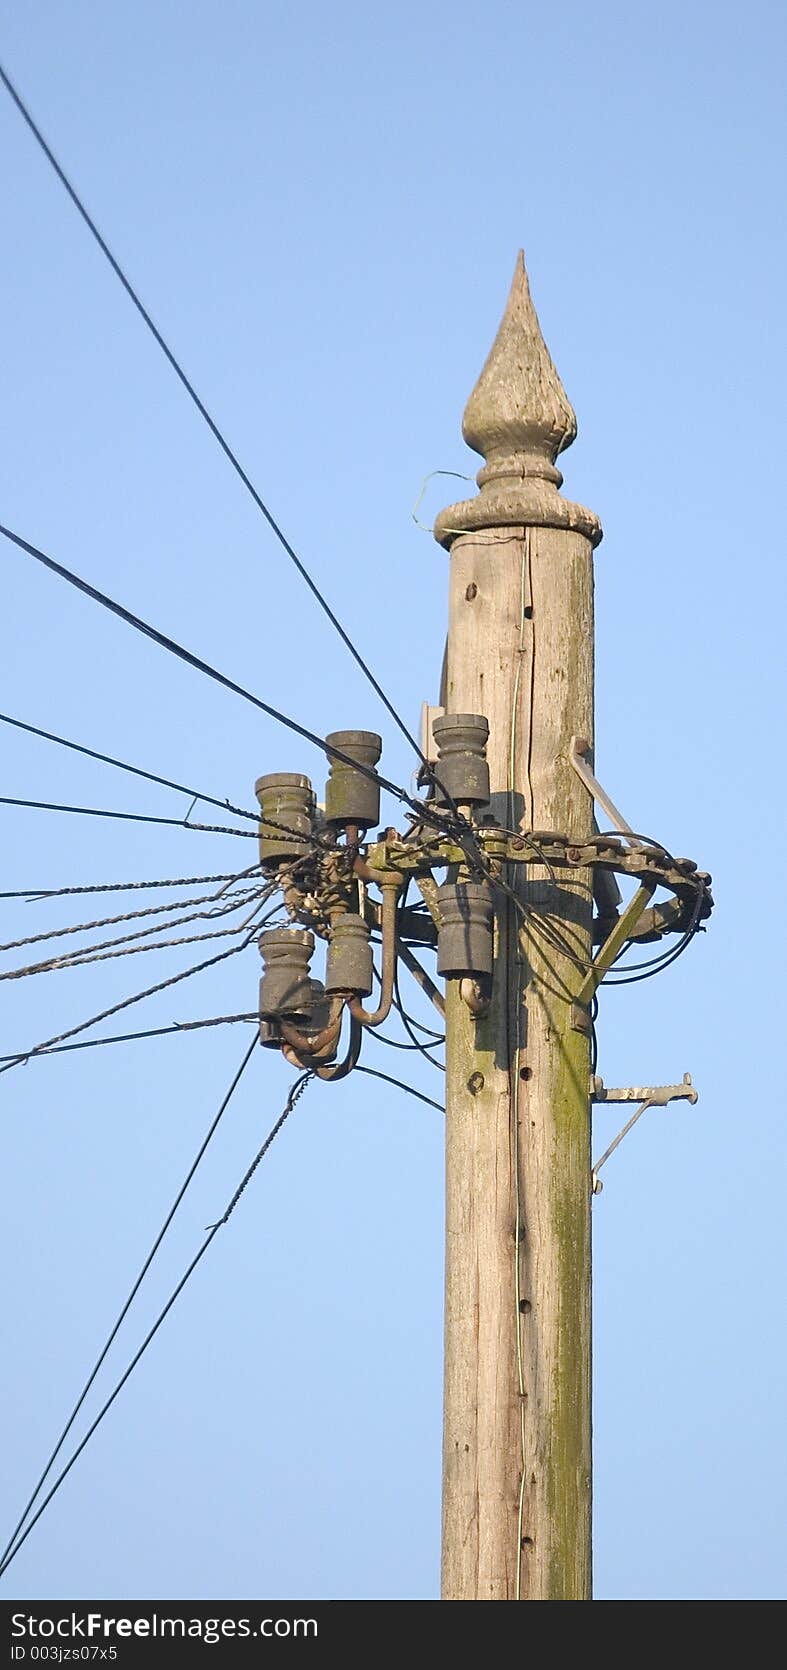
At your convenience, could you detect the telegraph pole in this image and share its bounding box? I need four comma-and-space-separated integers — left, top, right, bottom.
251, 250, 709, 1602
434, 254, 602, 1600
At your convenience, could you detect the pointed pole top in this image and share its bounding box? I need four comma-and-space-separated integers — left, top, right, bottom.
434, 253, 601, 548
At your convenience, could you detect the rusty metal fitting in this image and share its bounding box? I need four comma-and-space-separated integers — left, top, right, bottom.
280, 984, 343, 1062
459, 976, 491, 1018
346, 882, 399, 1028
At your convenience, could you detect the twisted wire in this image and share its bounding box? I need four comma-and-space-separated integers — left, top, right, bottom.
0, 1014, 258, 1063
0, 884, 264, 956
0, 924, 266, 1075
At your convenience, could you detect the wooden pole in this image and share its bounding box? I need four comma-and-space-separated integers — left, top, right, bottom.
434, 254, 602, 1600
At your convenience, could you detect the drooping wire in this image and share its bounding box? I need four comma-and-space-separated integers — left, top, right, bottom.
0, 1034, 257, 1570
0, 61, 439, 787
392, 959, 445, 1074
390, 1001, 445, 1043
355, 1064, 444, 1113
0, 1066, 312, 1581
0, 711, 258, 822
603, 888, 706, 986
369, 1030, 444, 1055
368, 944, 445, 1072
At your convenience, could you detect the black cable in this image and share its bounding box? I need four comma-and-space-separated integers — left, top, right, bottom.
489, 832, 709, 985
0, 794, 255, 835
603, 882, 708, 979
0, 523, 446, 826
0, 1067, 311, 1581
355, 1064, 444, 1113
0, 871, 257, 901
391, 1002, 445, 1043
593, 828, 676, 861
369, 946, 445, 1068
392, 881, 446, 1046
0, 711, 257, 822
369, 956, 444, 1050
0, 60, 438, 784
590, 993, 599, 1078
0, 1014, 257, 1062
370, 1030, 445, 1055
0, 1035, 257, 1570
392, 960, 445, 1074
604, 900, 705, 987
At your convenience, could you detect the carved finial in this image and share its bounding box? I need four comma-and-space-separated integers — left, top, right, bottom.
434, 253, 601, 548
464, 250, 577, 474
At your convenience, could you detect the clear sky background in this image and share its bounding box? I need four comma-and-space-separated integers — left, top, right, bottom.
0, 0, 784, 1603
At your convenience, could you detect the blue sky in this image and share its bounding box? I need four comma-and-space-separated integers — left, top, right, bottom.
0, 0, 785, 1601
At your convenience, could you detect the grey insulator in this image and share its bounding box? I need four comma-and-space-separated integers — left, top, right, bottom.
255, 772, 315, 866
431, 713, 490, 807
324, 731, 382, 829
437, 882, 495, 978
325, 913, 374, 995
258, 927, 315, 1017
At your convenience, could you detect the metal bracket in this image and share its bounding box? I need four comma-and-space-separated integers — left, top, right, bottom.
569, 736, 633, 836
570, 880, 656, 1027
591, 1073, 697, 1193
591, 1073, 698, 1106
